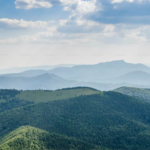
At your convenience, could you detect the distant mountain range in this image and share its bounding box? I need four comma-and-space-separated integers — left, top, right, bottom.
110, 71, 150, 85
0, 73, 141, 91
0, 64, 76, 75
0, 60, 150, 90
0, 73, 74, 90
47, 60, 150, 82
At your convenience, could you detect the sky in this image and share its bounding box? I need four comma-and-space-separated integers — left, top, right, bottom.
0, 0, 150, 69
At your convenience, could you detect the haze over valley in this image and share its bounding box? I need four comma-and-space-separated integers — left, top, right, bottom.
0, 60, 150, 91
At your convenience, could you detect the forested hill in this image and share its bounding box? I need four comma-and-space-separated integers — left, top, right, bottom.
1, 88, 150, 149
0, 87, 100, 113
0, 126, 101, 150
114, 87, 150, 103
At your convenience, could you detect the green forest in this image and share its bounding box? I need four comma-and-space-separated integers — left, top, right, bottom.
1, 87, 150, 150
114, 87, 150, 103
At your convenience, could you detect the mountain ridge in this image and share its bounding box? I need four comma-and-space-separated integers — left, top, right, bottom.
0, 60, 150, 90
110, 70, 150, 85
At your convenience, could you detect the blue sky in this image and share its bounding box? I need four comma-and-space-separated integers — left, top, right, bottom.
0, 0, 150, 69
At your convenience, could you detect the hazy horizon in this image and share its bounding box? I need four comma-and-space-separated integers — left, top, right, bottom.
0, 59, 150, 70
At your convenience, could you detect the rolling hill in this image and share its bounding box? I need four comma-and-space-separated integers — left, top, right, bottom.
15, 87, 100, 103
111, 71, 150, 85
0, 73, 77, 90
0, 126, 100, 150
1, 88, 150, 149
114, 86, 150, 103
0, 87, 100, 113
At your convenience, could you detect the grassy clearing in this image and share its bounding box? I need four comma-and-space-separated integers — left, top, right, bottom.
15, 87, 101, 103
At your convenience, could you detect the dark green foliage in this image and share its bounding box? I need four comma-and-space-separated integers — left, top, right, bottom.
114, 87, 150, 103
0, 98, 33, 113
56, 87, 99, 91
1, 92, 150, 149
0, 90, 20, 101
0, 89, 33, 113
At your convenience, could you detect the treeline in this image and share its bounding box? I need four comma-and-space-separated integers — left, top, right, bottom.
0, 90, 20, 101
56, 87, 99, 91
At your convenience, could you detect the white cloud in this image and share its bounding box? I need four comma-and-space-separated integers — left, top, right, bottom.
104, 24, 115, 32
59, 20, 68, 26
0, 26, 63, 44
1, 21, 150, 45
127, 0, 134, 2
15, 0, 52, 9
59, 0, 77, 5
37, 26, 65, 38
74, 19, 100, 26
56, 0, 102, 35
112, 0, 124, 3
63, 0, 101, 18
1, 23, 150, 68
112, 0, 134, 3
123, 29, 147, 42
112, 0, 150, 3
0, 18, 47, 29
58, 19, 115, 34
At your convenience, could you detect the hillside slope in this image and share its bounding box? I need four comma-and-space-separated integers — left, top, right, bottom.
1, 92, 150, 149
114, 87, 150, 103
111, 71, 150, 85
15, 87, 100, 103
0, 87, 100, 113
0, 126, 101, 150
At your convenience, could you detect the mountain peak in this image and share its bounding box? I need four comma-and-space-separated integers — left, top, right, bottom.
34, 73, 62, 79
97, 60, 126, 65
110, 60, 126, 63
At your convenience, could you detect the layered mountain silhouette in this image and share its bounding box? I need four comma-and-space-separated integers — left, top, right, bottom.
110, 71, 150, 85
0, 73, 136, 90
47, 60, 150, 82
0, 60, 150, 90
0, 73, 75, 90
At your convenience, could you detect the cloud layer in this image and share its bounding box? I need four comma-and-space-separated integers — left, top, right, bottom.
0, 18, 47, 29
15, 0, 52, 9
